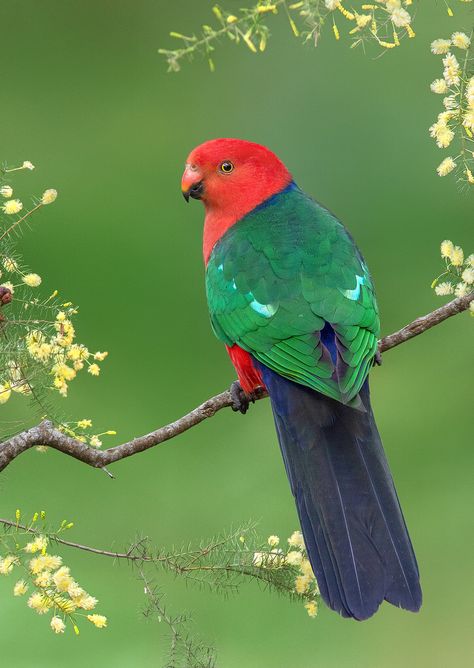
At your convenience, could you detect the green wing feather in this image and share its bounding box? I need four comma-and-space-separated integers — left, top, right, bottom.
206, 185, 380, 404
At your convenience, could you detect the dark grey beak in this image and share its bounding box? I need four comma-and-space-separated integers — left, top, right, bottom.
182, 180, 204, 203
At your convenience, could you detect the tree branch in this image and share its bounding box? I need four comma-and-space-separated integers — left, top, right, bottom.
0, 293, 471, 474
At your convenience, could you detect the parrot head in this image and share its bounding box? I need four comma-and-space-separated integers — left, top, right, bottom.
181, 138, 293, 263
181, 138, 292, 211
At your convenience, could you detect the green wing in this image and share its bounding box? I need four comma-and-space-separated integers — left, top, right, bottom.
206, 185, 380, 404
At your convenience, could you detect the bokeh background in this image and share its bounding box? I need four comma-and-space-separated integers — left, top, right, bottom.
0, 1, 472, 666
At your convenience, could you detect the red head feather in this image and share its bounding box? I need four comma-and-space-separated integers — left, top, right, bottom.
181, 138, 292, 264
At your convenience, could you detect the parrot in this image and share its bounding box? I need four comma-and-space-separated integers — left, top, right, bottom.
181, 138, 422, 620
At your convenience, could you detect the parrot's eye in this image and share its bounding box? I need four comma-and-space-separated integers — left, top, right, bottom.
219, 160, 234, 174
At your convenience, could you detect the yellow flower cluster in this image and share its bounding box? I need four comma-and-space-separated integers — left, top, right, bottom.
322, 0, 414, 49
253, 530, 319, 617
432, 240, 474, 303
0, 512, 107, 635
429, 32, 474, 183
20, 309, 108, 400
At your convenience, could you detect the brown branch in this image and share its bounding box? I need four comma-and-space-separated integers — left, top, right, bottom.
0, 293, 471, 474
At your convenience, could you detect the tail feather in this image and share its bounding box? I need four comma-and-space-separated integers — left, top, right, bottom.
255, 361, 422, 621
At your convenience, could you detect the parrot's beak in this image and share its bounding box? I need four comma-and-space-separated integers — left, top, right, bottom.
181, 166, 204, 203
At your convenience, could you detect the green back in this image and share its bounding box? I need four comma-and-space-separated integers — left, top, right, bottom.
205, 184, 380, 404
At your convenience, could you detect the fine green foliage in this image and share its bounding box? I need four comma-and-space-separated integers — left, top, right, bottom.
140, 569, 217, 668
142, 523, 320, 607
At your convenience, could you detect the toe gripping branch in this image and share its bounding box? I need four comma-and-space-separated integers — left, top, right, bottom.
230, 381, 255, 414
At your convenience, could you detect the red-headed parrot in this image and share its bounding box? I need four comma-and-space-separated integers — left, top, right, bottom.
181, 138, 421, 620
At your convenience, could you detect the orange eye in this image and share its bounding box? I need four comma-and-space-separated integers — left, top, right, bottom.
219, 161, 234, 173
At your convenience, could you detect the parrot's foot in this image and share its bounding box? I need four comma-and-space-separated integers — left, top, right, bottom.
374, 349, 382, 366
230, 381, 254, 415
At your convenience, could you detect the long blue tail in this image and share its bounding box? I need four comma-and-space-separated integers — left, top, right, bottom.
256, 362, 422, 620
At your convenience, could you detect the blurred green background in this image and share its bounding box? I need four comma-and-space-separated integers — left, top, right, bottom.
0, 1, 472, 666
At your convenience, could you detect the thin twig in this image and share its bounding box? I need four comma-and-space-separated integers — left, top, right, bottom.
0, 293, 471, 474
0, 203, 42, 242
0, 518, 153, 560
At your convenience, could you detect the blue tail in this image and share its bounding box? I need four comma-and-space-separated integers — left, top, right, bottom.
255, 362, 422, 620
